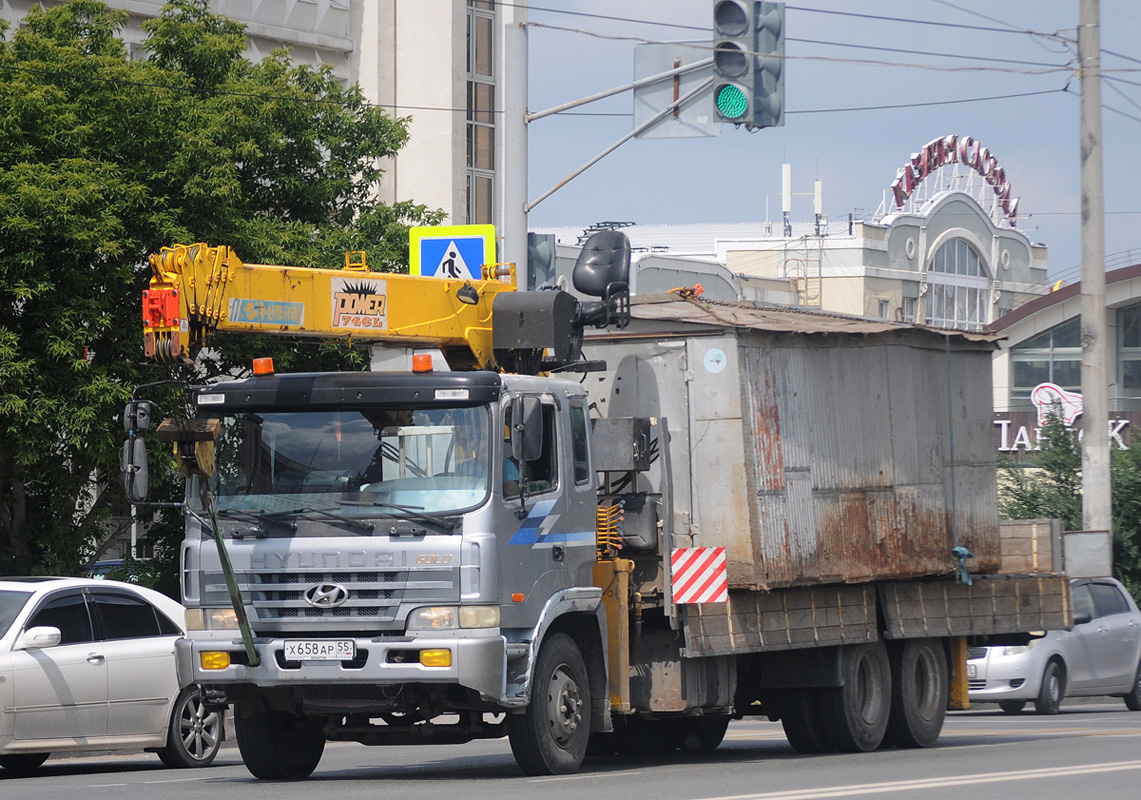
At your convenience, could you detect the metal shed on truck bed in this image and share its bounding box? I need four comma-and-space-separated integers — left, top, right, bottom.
582, 294, 1002, 592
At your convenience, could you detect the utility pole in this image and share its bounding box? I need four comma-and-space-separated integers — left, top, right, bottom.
501, 3, 528, 276
1078, 0, 1111, 533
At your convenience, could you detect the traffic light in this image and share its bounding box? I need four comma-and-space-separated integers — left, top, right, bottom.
754, 1, 785, 128
711, 1, 785, 129
712, 1, 754, 124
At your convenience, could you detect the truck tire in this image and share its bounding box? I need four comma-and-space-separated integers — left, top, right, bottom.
779, 688, 834, 754
508, 632, 590, 775
157, 686, 223, 768
676, 715, 731, 753
1034, 660, 1065, 715
1124, 659, 1141, 711
884, 639, 948, 748
0, 753, 50, 774
818, 641, 891, 752
235, 701, 325, 780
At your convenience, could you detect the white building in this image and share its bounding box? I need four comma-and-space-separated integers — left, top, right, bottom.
1, 0, 508, 226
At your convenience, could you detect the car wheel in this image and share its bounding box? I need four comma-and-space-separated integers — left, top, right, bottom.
0, 753, 50, 774
998, 700, 1026, 714
1034, 660, 1065, 715
157, 686, 224, 768
1124, 660, 1141, 712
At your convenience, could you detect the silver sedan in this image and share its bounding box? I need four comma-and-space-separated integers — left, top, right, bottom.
0, 577, 223, 774
967, 576, 1141, 714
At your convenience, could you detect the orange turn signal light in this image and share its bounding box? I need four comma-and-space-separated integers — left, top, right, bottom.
252, 357, 275, 376
412, 354, 433, 373
511, 592, 525, 603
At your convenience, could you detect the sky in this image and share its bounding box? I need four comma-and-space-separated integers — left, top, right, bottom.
523, 1, 1141, 284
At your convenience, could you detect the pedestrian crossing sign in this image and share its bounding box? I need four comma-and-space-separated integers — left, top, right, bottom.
409, 224, 497, 279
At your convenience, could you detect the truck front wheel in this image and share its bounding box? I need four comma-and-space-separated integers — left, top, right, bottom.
508, 633, 590, 775
235, 701, 326, 780
818, 641, 892, 752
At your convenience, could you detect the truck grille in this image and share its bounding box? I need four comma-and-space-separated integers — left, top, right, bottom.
249, 571, 401, 622
201, 566, 458, 627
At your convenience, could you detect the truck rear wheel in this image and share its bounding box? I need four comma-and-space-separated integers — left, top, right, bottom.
235, 701, 325, 780
508, 633, 590, 775
779, 688, 834, 754
818, 641, 891, 752
884, 638, 948, 748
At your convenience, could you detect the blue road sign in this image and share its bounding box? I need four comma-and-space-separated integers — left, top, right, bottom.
409, 225, 496, 279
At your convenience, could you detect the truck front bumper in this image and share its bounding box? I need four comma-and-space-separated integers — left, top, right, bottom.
176, 631, 507, 700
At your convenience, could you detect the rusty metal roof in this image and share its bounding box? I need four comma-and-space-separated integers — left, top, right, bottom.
628, 293, 1003, 343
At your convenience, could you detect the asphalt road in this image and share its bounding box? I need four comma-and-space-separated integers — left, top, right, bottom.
4, 701, 1141, 800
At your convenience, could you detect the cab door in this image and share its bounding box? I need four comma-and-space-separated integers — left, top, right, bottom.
497, 394, 573, 630
10, 589, 107, 740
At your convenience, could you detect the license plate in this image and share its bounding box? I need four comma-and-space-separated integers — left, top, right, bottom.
966, 663, 977, 679
283, 639, 356, 661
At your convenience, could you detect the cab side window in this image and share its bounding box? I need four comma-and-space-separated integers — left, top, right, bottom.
27, 591, 94, 645
503, 401, 558, 497
570, 403, 590, 486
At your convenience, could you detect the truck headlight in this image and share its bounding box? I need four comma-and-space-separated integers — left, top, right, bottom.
185, 607, 239, 631
406, 606, 500, 631
407, 606, 458, 630
459, 606, 500, 628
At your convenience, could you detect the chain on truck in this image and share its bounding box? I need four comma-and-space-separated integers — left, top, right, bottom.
122, 232, 1071, 779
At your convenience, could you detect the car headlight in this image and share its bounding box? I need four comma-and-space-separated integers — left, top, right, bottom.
185, 607, 239, 631
406, 606, 500, 631
1002, 636, 1042, 656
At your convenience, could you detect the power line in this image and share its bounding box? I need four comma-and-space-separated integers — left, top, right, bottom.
785, 4, 1070, 42
788, 87, 1068, 115
790, 36, 1068, 69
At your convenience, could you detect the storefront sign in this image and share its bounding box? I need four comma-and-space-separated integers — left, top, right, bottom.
890, 134, 1019, 223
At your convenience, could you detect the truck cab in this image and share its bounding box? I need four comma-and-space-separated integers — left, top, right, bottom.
175, 366, 607, 777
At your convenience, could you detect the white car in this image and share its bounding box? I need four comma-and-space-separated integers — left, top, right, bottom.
967, 577, 1141, 714
0, 577, 223, 773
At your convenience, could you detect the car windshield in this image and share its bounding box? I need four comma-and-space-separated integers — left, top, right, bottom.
0, 589, 34, 637
189, 405, 490, 524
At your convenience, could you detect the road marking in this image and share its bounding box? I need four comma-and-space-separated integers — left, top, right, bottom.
691, 759, 1141, 800
531, 768, 646, 782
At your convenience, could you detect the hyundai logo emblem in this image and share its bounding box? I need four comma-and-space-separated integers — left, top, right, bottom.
303, 583, 349, 609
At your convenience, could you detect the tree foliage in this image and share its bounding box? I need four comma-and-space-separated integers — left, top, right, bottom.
0, 0, 443, 582
998, 414, 1141, 601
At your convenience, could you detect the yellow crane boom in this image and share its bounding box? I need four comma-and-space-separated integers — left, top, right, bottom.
142, 243, 519, 370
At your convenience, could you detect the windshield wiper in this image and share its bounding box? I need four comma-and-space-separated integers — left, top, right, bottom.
341, 500, 457, 533
262, 506, 375, 533
216, 508, 297, 532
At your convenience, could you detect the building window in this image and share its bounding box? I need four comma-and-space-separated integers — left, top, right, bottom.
466, 2, 495, 225
1010, 317, 1080, 400
1119, 304, 1141, 396
877, 300, 890, 319
902, 296, 917, 323
924, 238, 990, 332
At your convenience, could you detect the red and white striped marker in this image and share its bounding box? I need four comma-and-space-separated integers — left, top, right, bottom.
670, 547, 728, 604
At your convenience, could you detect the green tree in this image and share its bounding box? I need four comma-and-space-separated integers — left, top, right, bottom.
998, 413, 1141, 601
0, 0, 442, 582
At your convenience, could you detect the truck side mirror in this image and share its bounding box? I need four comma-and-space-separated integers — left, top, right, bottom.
123, 401, 152, 433
122, 436, 149, 504
510, 396, 543, 463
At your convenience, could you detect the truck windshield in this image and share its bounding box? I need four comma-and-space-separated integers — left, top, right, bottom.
190, 405, 490, 519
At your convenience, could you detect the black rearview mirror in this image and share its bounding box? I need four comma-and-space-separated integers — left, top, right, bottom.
510, 396, 542, 463
122, 436, 149, 504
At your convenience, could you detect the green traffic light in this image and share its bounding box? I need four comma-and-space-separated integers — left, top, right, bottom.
715, 84, 749, 120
